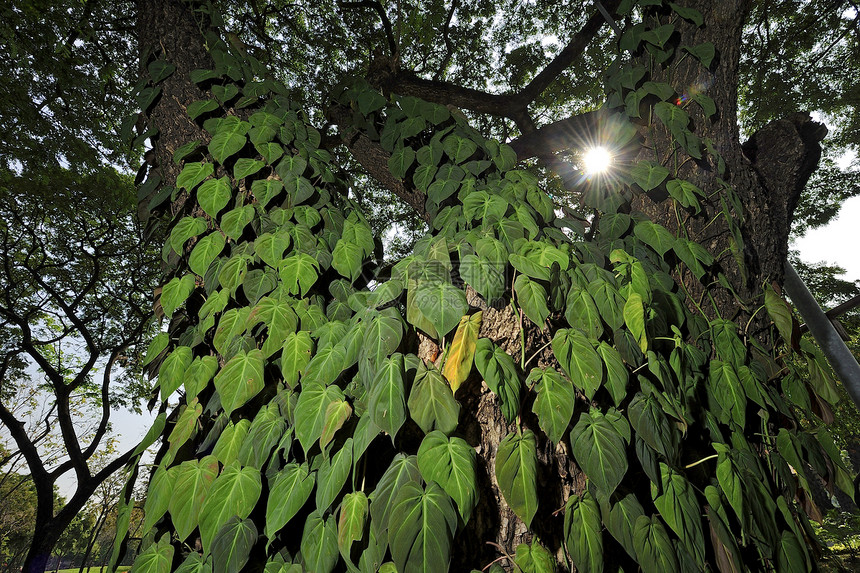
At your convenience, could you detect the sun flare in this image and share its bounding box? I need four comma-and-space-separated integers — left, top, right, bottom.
582, 146, 612, 175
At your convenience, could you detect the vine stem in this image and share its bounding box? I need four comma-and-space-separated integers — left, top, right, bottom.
523, 340, 552, 370
685, 454, 718, 469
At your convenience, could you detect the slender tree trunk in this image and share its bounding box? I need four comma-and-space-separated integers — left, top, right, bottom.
77, 507, 110, 573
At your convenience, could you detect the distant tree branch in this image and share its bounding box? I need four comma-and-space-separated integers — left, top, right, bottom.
379, 0, 621, 118
340, 0, 398, 56
434, 0, 459, 81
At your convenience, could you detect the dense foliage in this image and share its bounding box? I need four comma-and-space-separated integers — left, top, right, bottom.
114, 2, 859, 572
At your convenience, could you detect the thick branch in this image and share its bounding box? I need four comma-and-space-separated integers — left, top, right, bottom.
517, 0, 621, 106
381, 0, 620, 118
328, 105, 431, 222
509, 111, 602, 160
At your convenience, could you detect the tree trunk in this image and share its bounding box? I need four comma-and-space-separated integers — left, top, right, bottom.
130, 1, 831, 571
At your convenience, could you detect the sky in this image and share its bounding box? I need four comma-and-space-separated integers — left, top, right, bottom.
794, 195, 860, 285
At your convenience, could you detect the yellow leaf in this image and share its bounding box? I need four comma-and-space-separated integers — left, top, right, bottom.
442, 311, 483, 394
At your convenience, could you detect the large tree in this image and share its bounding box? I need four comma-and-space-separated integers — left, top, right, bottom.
111, 1, 856, 572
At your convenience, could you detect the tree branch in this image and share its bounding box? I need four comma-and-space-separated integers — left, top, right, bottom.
509, 110, 603, 160
381, 0, 621, 118
327, 105, 431, 223
340, 0, 398, 56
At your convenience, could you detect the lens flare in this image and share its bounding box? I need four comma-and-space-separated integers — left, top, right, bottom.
583, 146, 612, 174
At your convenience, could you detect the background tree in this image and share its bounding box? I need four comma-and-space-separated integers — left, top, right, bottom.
0, 1, 162, 571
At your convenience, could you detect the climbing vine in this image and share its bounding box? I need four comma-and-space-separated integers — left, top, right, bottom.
117, 2, 851, 572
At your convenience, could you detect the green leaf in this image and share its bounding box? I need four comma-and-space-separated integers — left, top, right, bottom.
495, 430, 538, 527
628, 393, 677, 460
684, 42, 715, 67
369, 354, 408, 441
301, 511, 339, 573
213, 349, 265, 416
142, 465, 175, 533
157, 345, 192, 400
234, 157, 265, 180
551, 329, 603, 399
515, 541, 556, 573
652, 463, 705, 566
606, 493, 645, 559
474, 338, 521, 423
418, 431, 478, 523
633, 515, 680, 573
211, 517, 257, 573
442, 134, 478, 163
514, 275, 549, 326
238, 402, 286, 468
369, 455, 422, 537
281, 331, 313, 388
764, 284, 794, 345
251, 178, 285, 207
564, 493, 603, 573
188, 99, 219, 120
630, 161, 669, 192
388, 146, 416, 179
408, 366, 461, 435
654, 102, 701, 158
338, 491, 369, 562
169, 216, 208, 255
143, 332, 169, 366
332, 239, 364, 282
634, 221, 675, 257
665, 179, 702, 212
189, 232, 226, 276
708, 360, 746, 428
303, 345, 346, 386
316, 438, 353, 511
460, 254, 505, 301
529, 367, 575, 443
219, 205, 255, 241
463, 191, 508, 224
168, 456, 219, 541
413, 280, 468, 338
213, 307, 249, 356
265, 463, 316, 538
279, 253, 319, 296
197, 177, 232, 218
692, 93, 716, 117
389, 482, 457, 573
596, 342, 628, 407
320, 399, 352, 448
295, 382, 343, 454
217, 254, 249, 295
173, 140, 201, 164
570, 408, 628, 498
148, 59, 176, 83
623, 292, 648, 353
199, 463, 262, 551
166, 399, 201, 460
209, 119, 250, 163
130, 535, 174, 573
565, 289, 603, 340
212, 419, 250, 467
641, 23, 674, 48
212, 84, 239, 104
669, 3, 703, 26
254, 232, 289, 270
